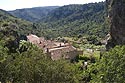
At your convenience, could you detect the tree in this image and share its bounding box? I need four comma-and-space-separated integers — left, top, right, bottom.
90, 46, 125, 83
0, 42, 79, 83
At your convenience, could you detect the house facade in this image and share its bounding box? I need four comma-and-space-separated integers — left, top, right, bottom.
27, 34, 83, 60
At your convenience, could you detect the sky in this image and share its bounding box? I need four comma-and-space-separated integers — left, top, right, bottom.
0, 0, 105, 11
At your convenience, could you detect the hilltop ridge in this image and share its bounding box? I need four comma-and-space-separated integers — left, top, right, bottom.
9, 6, 59, 22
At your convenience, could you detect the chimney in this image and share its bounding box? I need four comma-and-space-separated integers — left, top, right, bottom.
60, 43, 61, 47
46, 48, 49, 53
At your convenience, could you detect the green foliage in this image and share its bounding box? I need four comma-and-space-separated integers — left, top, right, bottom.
2, 1, 124, 83
0, 9, 38, 36
92, 46, 125, 83
19, 40, 35, 52
33, 2, 109, 41
0, 41, 79, 83
9, 6, 59, 22
82, 46, 125, 83
0, 9, 81, 83
9, 2, 109, 41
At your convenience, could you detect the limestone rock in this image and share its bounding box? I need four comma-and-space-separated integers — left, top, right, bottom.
106, 0, 125, 49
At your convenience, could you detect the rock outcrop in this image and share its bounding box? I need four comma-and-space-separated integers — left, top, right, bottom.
106, 0, 125, 49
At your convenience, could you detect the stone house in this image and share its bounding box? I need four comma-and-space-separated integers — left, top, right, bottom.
27, 34, 83, 60
46, 45, 79, 60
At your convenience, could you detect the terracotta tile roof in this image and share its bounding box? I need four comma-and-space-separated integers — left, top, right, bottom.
27, 34, 40, 44
27, 34, 80, 60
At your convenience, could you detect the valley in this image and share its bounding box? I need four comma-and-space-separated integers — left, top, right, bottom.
0, 0, 125, 83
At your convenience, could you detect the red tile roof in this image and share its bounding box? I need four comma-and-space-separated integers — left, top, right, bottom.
27, 34, 80, 60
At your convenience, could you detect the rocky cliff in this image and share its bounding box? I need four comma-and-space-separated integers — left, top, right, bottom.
106, 0, 125, 49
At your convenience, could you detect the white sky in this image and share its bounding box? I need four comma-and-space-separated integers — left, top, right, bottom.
0, 0, 105, 11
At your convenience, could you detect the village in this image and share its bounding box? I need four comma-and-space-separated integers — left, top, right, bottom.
27, 34, 83, 61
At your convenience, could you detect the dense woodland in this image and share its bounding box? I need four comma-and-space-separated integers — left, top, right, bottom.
9, 6, 59, 22
9, 2, 109, 43
36, 2, 109, 40
0, 1, 125, 83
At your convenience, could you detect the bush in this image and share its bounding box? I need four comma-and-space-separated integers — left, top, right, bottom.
91, 45, 125, 83
0, 43, 79, 83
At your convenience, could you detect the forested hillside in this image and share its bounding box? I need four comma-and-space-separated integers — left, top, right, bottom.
9, 6, 59, 22
36, 2, 109, 42
9, 2, 109, 42
41, 2, 105, 22
0, 8, 80, 83
0, 9, 35, 35
0, 9, 35, 53
1, 0, 125, 82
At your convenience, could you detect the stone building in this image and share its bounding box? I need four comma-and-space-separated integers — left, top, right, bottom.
27, 34, 83, 60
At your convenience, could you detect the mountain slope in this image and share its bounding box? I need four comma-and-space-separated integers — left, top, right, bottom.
0, 9, 35, 34
41, 2, 105, 22
0, 9, 36, 52
35, 2, 109, 41
8, 2, 109, 43
9, 6, 59, 22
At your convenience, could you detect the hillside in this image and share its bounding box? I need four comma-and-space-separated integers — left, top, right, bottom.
0, 9, 38, 52
36, 2, 109, 42
8, 2, 109, 43
0, 9, 80, 83
0, 9, 36, 34
9, 6, 59, 22
0, 0, 125, 83
41, 2, 105, 22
